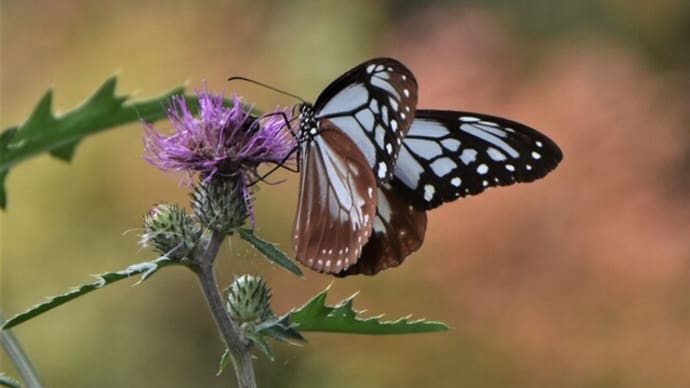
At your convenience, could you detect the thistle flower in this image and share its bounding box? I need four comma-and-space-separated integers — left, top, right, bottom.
143, 88, 296, 224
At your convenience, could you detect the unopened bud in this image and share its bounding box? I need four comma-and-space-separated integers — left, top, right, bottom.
141, 203, 200, 260
226, 274, 272, 326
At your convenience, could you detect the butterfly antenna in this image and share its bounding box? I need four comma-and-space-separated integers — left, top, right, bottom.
227, 76, 306, 103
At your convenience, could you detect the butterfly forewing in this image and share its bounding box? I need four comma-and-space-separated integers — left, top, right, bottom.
393, 110, 563, 210
293, 120, 378, 273
314, 58, 418, 182
337, 184, 427, 276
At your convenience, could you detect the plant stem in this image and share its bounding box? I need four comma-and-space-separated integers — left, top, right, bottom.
0, 312, 44, 388
192, 230, 257, 388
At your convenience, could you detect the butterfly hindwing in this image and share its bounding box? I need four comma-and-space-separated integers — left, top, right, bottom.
393, 110, 563, 210
337, 184, 427, 276
293, 119, 378, 273
314, 58, 418, 183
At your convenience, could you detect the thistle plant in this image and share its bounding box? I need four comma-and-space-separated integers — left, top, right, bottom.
0, 80, 447, 388
140, 90, 296, 387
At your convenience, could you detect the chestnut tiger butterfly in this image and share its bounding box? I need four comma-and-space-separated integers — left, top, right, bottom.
280, 58, 561, 276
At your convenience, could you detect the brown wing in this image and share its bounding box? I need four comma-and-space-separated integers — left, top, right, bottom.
337, 184, 427, 276
293, 120, 378, 274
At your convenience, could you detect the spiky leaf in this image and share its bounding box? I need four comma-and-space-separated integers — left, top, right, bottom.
0, 76, 240, 209
237, 228, 302, 277
257, 314, 305, 343
1, 257, 177, 330
285, 286, 449, 334
0, 374, 21, 388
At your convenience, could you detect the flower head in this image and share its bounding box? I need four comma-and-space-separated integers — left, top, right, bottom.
144, 88, 296, 226
144, 90, 295, 182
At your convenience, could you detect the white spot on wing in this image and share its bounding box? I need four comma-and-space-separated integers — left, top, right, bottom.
460, 123, 519, 158
408, 119, 449, 138
424, 185, 435, 201
477, 164, 489, 175
389, 97, 399, 111
487, 147, 507, 161
430, 157, 457, 177
403, 138, 443, 160
441, 138, 461, 151
460, 149, 478, 165
370, 76, 401, 100
377, 162, 388, 178
451, 177, 462, 187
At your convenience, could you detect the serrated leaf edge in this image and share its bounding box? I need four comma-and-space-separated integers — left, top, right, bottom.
1, 256, 177, 330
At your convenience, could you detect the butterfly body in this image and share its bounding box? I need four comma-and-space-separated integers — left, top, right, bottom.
289, 58, 562, 276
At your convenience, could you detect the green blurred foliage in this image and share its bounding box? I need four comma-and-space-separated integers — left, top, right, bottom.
2, 1, 690, 388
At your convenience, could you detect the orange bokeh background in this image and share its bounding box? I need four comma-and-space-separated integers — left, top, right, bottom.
2, 1, 690, 387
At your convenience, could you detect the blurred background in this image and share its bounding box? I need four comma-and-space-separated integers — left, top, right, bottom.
2, 0, 690, 387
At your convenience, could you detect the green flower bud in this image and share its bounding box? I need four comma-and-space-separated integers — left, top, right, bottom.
191, 176, 248, 235
141, 203, 200, 260
226, 275, 272, 326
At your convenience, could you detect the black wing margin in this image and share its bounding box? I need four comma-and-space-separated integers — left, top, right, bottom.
392, 110, 563, 210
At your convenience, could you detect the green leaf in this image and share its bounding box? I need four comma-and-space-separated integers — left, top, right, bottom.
0, 374, 21, 388
48, 140, 80, 161
257, 314, 305, 344
286, 286, 449, 335
216, 349, 231, 376
237, 228, 302, 277
1, 256, 177, 330
0, 76, 180, 171
0, 76, 189, 209
246, 332, 275, 361
0, 169, 8, 209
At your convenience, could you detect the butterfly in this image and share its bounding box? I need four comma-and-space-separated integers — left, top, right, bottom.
291, 58, 562, 276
